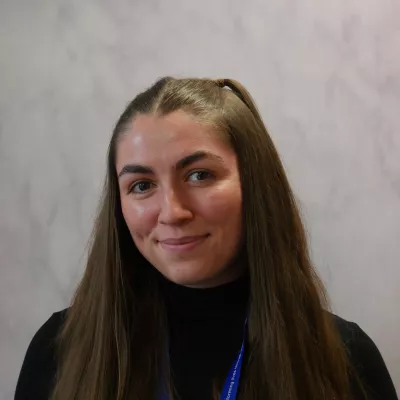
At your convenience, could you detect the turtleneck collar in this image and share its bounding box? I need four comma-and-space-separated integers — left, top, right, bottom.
161, 272, 250, 321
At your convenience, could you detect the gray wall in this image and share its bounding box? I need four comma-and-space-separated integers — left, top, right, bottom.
1, 0, 399, 398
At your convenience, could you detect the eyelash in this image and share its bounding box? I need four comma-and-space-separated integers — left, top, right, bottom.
128, 170, 215, 195
187, 170, 214, 182
128, 181, 153, 194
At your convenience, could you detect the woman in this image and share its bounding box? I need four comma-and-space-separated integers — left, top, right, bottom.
15, 77, 397, 400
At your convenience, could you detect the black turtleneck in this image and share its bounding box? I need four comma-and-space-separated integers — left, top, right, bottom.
15, 276, 398, 400
161, 275, 249, 399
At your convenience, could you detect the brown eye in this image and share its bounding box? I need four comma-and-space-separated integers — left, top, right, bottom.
130, 181, 153, 194
187, 170, 213, 182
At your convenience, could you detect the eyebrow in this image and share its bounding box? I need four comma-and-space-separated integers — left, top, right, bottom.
118, 151, 224, 179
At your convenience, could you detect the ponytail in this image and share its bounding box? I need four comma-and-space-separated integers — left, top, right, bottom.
213, 78, 264, 126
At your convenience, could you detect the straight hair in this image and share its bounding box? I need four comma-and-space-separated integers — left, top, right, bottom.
52, 77, 365, 399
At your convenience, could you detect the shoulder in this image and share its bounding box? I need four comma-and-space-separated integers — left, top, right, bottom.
331, 313, 365, 348
22, 309, 68, 360
15, 309, 69, 400
30, 309, 68, 345
331, 313, 398, 399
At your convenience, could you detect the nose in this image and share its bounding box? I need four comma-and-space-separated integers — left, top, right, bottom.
158, 188, 193, 225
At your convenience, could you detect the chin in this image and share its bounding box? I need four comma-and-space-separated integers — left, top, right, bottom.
165, 271, 209, 288
157, 264, 211, 288
162, 265, 235, 289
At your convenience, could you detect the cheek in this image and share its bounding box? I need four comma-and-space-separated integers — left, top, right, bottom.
121, 199, 157, 237
202, 186, 242, 226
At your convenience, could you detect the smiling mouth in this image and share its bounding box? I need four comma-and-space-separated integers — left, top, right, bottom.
158, 234, 209, 252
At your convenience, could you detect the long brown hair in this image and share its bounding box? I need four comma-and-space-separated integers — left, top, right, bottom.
52, 77, 361, 399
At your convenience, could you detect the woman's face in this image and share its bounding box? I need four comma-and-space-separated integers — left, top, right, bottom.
116, 110, 243, 288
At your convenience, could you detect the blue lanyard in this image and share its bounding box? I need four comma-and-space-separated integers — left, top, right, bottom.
160, 321, 247, 400
219, 333, 246, 399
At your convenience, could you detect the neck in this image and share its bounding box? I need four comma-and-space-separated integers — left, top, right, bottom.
182, 264, 247, 289
161, 271, 250, 320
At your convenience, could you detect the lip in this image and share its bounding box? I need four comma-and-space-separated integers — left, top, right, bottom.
158, 235, 209, 252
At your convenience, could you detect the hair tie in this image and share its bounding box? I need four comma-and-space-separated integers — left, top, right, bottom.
215, 79, 226, 88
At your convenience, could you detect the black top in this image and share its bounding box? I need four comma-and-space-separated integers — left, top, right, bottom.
15, 276, 398, 399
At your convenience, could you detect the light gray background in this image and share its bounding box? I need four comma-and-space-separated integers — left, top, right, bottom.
1, 0, 399, 398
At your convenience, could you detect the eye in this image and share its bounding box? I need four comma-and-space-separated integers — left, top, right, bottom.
129, 181, 154, 194
187, 170, 214, 182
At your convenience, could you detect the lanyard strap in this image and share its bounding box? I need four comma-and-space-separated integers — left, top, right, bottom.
160, 320, 247, 400
219, 334, 246, 399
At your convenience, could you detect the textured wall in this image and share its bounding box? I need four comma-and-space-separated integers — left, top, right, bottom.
1, 0, 399, 398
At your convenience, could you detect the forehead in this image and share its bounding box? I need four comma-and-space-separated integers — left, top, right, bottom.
116, 111, 232, 167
